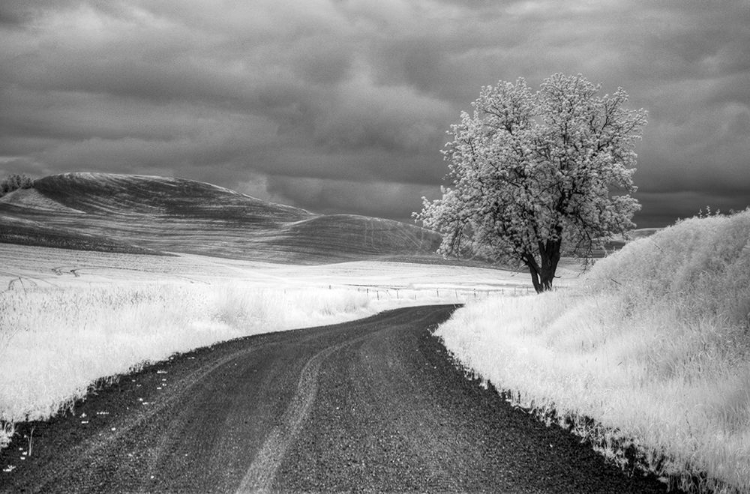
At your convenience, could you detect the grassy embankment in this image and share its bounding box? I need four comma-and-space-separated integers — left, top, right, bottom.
437, 209, 750, 493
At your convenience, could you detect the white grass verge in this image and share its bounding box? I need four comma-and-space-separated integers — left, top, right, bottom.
436, 210, 750, 493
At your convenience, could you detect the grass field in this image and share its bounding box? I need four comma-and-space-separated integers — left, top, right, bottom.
0, 243, 556, 450
436, 209, 750, 493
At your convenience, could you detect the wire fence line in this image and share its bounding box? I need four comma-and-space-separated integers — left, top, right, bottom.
347, 284, 546, 301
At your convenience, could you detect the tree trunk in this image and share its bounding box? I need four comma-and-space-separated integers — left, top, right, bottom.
525, 232, 562, 294
539, 261, 556, 292
527, 262, 543, 293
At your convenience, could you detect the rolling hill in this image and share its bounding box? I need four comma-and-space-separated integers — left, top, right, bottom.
0, 172, 442, 263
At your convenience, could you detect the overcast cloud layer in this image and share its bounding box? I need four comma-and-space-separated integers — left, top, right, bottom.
1, 0, 749, 227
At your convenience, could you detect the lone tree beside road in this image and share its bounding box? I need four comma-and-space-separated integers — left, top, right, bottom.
416, 74, 647, 293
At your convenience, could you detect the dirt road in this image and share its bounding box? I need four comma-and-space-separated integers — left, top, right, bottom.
1, 305, 671, 493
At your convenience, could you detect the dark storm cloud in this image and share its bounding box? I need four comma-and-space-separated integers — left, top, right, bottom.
265, 175, 435, 221
1, 0, 748, 227
634, 189, 750, 229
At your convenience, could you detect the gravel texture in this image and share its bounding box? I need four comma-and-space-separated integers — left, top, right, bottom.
0, 305, 677, 493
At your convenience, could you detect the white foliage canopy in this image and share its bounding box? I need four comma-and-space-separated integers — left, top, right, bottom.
417, 74, 647, 291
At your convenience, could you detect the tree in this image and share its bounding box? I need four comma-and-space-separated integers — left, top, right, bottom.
415, 74, 647, 293
0, 174, 34, 196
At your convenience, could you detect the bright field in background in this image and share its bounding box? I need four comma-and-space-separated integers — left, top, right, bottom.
1, 245, 575, 449
437, 209, 750, 493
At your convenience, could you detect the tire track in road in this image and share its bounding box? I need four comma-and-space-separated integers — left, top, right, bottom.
236, 335, 364, 493
1, 305, 682, 493
14, 344, 262, 493
275, 306, 676, 494
1, 308, 420, 493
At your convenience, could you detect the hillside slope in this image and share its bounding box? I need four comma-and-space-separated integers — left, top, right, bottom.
0, 173, 441, 263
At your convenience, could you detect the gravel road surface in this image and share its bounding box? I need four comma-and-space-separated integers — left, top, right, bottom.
1, 305, 673, 493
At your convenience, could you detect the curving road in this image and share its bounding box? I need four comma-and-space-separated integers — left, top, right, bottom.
0, 305, 672, 493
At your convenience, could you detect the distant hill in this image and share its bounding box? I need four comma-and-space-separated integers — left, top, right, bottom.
0, 172, 442, 263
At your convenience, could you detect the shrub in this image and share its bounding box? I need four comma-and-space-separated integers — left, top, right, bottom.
0, 174, 34, 197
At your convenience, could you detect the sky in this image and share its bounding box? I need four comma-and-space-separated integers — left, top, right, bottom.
1, 0, 749, 228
